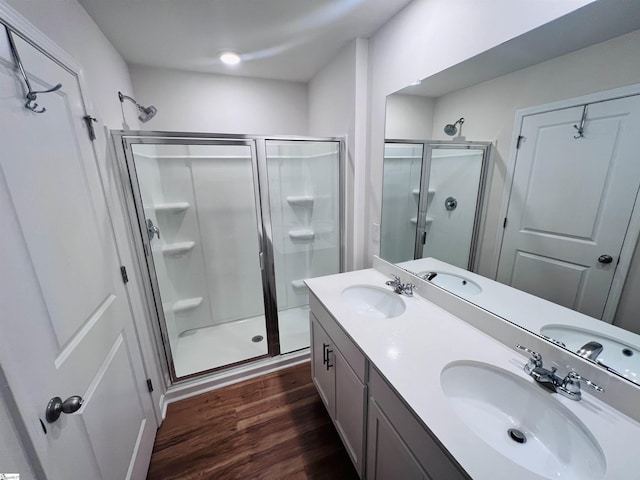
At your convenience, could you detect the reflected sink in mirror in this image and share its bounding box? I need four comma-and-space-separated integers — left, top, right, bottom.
418, 271, 482, 296
441, 361, 606, 480
541, 324, 640, 383
340, 285, 406, 319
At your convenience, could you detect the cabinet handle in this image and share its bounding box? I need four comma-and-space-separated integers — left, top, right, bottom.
322, 342, 329, 365
325, 348, 333, 370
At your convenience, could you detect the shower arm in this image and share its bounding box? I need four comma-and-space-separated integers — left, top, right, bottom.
118, 91, 144, 111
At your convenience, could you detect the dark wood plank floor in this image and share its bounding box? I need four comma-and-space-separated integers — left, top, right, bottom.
147, 362, 359, 480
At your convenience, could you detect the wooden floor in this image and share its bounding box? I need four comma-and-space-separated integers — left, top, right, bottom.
147, 362, 359, 479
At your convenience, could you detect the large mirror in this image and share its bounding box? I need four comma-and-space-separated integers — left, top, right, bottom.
380, 4, 640, 386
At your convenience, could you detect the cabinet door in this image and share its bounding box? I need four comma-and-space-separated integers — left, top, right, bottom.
311, 314, 335, 416
367, 400, 431, 480
334, 347, 366, 476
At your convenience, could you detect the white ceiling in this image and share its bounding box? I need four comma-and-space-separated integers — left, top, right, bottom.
77, 0, 413, 82
396, 0, 640, 98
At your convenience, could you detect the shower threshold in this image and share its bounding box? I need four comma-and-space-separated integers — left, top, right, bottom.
173, 305, 310, 378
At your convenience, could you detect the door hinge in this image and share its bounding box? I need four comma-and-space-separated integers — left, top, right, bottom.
503, 217, 508, 228
120, 265, 129, 284
516, 135, 524, 149
146, 379, 154, 393
83, 115, 97, 141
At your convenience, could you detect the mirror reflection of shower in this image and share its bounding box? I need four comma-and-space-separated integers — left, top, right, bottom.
118, 91, 158, 123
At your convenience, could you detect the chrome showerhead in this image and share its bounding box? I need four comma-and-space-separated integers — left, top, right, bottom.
118, 91, 158, 123
444, 117, 464, 136
138, 105, 157, 123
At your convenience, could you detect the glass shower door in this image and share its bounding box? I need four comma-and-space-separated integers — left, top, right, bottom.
127, 140, 270, 379
265, 140, 342, 354
419, 145, 487, 269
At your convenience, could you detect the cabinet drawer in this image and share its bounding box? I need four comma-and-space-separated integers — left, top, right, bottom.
309, 293, 366, 382
369, 367, 469, 480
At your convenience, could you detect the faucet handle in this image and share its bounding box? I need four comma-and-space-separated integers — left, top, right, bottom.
403, 282, 416, 296
515, 344, 543, 374
385, 275, 400, 286
564, 371, 604, 393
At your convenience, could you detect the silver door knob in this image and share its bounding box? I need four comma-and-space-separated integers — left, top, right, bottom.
598, 255, 613, 264
46, 395, 83, 423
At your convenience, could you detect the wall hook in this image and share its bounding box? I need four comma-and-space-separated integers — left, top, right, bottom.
5, 26, 62, 113
573, 104, 588, 139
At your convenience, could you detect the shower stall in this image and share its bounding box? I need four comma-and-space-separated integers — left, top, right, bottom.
380, 140, 491, 269
112, 132, 343, 381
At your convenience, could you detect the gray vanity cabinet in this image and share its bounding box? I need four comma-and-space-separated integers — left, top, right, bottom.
368, 367, 468, 480
367, 399, 431, 480
310, 294, 366, 476
309, 292, 467, 480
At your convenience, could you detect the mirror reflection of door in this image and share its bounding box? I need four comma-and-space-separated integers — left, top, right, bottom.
497, 94, 640, 320
380, 141, 491, 270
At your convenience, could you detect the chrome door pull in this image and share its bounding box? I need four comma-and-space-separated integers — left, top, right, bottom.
146, 218, 160, 240
46, 395, 83, 423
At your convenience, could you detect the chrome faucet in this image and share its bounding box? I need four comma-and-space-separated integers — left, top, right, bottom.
516, 344, 604, 400
385, 275, 415, 297
577, 341, 603, 361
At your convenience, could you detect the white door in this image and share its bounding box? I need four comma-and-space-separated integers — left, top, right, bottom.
0, 28, 156, 479
497, 95, 640, 319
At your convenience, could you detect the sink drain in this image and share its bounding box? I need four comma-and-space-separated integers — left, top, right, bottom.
622, 348, 634, 357
252, 335, 264, 343
508, 428, 527, 444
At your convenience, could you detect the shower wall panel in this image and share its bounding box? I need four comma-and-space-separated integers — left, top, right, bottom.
380, 143, 423, 263
190, 145, 264, 324
133, 146, 180, 346
153, 145, 214, 335
267, 141, 340, 314
423, 150, 483, 268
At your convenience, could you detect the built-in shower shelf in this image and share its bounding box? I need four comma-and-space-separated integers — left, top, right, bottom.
286, 195, 314, 207
171, 297, 203, 313
288, 229, 315, 241
291, 279, 307, 290
162, 241, 195, 256
154, 202, 190, 213
409, 217, 434, 225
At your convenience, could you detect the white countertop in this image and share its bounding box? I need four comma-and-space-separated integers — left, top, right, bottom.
305, 268, 640, 480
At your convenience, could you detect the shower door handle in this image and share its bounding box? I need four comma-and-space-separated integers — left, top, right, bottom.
146, 218, 160, 240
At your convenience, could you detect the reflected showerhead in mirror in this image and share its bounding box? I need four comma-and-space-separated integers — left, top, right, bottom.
444, 117, 464, 136
118, 91, 158, 123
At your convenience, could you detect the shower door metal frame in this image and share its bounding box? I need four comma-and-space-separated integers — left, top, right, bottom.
112, 131, 345, 385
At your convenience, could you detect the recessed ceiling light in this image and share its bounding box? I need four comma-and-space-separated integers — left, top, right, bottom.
219, 51, 241, 66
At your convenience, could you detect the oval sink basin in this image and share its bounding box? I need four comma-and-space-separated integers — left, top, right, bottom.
441, 361, 605, 480
340, 285, 406, 319
418, 271, 482, 296
541, 324, 640, 384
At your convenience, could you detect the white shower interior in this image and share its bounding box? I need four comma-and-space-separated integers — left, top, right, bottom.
381, 143, 483, 268
132, 140, 340, 378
